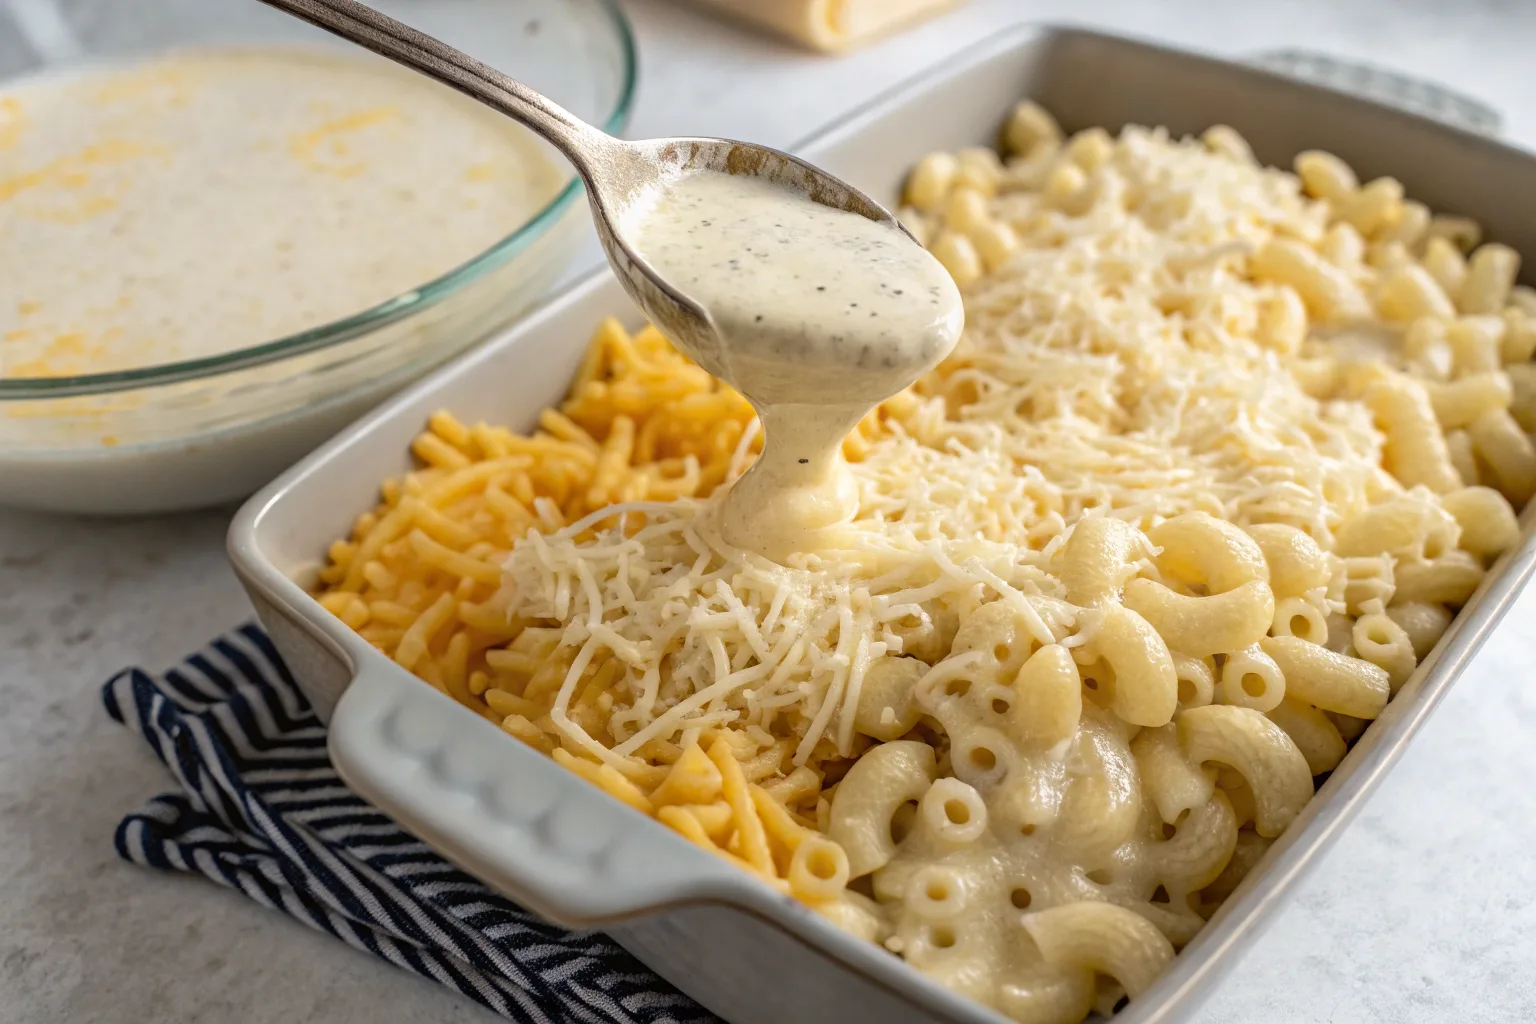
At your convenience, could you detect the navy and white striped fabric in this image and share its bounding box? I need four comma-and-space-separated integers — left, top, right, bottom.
102, 623, 718, 1024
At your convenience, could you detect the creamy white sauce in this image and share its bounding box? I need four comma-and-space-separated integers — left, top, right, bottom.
0, 46, 563, 379
629, 170, 963, 560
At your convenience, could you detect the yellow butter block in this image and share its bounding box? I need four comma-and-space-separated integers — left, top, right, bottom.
687, 0, 963, 52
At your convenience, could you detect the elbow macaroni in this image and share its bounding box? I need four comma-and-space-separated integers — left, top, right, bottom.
1060, 515, 1148, 608
1022, 903, 1175, 999
1469, 408, 1536, 506
1132, 723, 1216, 826
1122, 578, 1275, 658
1011, 644, 1083, 749
1271, 596, 1329, 646
1364, 373, 1463, 494
829, 741, 938, 878
1266, 698, 1347, 776
1386, 601, 1454, 660
1172, 652, 1216, 710
1084, 604, 1178, 727
1261, 636, 1390, 719
1178, 705, 1313, 837
1351, 613, 1418, 693
853, 657, 926, 741
1218, 645, 1286, 713
314, 113, 1535, 1024
1392, 550, 1485, 607
1441, 486, 1521, 561
1245, 524, 1330, 599
1147, 512, 1269, 593
1152, 790, 1239, 894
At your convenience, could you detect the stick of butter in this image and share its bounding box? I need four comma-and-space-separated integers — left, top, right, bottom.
684, 0, 963, 52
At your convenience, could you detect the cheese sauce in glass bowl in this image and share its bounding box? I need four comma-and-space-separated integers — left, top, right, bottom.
0, 0, 635, 514
2, 47, 565, 377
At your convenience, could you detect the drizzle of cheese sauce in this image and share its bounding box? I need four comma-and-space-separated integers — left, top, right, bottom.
627, 170, 964, 561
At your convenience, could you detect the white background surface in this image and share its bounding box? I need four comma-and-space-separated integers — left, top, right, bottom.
2, 0, 1534, 1021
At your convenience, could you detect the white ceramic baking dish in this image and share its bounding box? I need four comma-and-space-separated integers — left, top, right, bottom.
229, 25, 1536, 1024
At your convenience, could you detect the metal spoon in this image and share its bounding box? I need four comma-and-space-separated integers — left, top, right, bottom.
255, 0, 909, 382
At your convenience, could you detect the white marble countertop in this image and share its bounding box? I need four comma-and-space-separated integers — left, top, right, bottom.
3, 1, 1535, 1021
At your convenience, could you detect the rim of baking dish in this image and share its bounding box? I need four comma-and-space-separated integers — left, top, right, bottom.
0, 0, 637, 401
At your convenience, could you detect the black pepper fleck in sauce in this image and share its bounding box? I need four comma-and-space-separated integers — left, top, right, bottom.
626, 169, 964, 560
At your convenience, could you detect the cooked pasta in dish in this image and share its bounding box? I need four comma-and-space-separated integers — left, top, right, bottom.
315, 102, 1534, 1023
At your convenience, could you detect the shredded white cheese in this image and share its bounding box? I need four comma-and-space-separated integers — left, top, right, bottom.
502, 126, 1429, 767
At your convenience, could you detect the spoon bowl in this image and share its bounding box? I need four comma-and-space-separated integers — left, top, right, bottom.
588, 136, 909, 384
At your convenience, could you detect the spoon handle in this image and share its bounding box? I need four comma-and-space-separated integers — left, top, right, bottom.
255, 0, 610, 169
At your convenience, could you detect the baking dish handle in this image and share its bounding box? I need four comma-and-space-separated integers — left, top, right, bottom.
1248, 49, 1501, 135
327, 657, 761, 928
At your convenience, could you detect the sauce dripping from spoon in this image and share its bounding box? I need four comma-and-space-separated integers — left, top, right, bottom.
627, 170, 964, 562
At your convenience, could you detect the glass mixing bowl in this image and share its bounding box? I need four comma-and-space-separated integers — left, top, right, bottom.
0, 0, 635, 514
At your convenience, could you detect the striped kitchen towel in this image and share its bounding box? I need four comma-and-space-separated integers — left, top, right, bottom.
101, 623, 718, 1024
